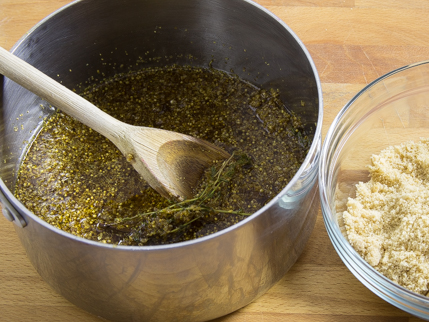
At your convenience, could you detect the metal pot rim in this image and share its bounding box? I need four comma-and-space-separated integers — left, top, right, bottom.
2, 0, 323, 250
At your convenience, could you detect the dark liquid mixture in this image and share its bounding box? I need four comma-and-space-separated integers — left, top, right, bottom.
15, 65, 311, 246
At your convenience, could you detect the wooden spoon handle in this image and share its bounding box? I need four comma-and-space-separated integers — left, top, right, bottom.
0, 46, 124, 144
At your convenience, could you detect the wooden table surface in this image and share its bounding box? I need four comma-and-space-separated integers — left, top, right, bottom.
1, 0, 429, 321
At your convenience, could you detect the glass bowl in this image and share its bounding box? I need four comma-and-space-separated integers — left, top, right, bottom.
319, 60, 429, 319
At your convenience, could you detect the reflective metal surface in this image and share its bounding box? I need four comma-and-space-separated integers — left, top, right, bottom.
0, 0, 322, 321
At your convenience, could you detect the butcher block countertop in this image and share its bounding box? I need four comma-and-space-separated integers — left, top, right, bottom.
1, 1, 429, 321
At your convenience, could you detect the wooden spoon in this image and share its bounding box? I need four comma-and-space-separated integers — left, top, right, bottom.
0, 46, 230, 200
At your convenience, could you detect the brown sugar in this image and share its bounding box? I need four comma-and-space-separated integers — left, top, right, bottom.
343, 138, 429, 295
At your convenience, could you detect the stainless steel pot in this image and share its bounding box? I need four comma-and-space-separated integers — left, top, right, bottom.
0, 0, 323, 321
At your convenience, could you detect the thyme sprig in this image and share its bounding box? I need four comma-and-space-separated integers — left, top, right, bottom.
114, 152, 252, 232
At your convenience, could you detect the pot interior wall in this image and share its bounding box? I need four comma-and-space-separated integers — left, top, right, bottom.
0, 0, 318, 189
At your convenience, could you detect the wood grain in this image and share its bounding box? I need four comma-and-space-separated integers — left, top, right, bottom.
0, 1, 427, 321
